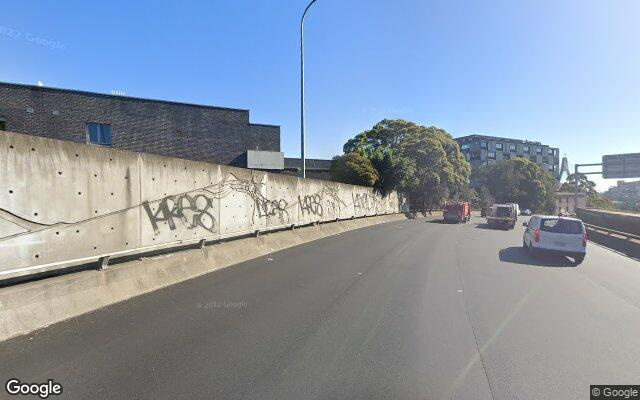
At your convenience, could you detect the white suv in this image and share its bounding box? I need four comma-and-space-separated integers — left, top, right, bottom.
523, 215, 587, 264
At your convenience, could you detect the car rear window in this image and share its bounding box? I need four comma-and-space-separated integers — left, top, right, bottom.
540, 219, 584, 234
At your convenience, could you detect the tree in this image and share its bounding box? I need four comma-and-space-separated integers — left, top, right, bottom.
559, 173, 596, 195
343, 119, 413, 194
400, 124, 471, 209
587, 195, 615, 210
342, 119, 471, 209
454, 185, 481, 209
478, 186, 494, 208
472, 158, 557, 213
328, 152, 379, 187
560, 173, 615, 210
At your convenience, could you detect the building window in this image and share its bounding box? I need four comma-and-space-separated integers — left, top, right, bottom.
536, 147, 542, 154
465, 153, 471, 161
86, 123, 112, 146
495, 143, 503, 150
548, 149, 555, 155
523, 145, 530, 153
487, 151, 496, 159
482, 160, 488, 165
509, 144, 517, 151
503, 153, 511, 159
460, 144, 470, 150
480, 141, 487, 149
529, 156, 537, 162
542, 157, 549, 164
0, 117, 6, 131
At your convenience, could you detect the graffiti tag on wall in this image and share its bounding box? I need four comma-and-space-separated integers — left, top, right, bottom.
299, 194, 323, 217
297, 185, 348, 218
352, 192, 385, 214
142, 193, 216, 235
142, 173, 292, 236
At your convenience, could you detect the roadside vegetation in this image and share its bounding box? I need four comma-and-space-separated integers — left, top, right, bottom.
330, 119, 472, 210
331, 119, 634, 215
473, 158, 557, 213
559, 173, 616, 210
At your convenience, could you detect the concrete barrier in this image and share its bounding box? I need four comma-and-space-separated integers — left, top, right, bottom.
0, 213, 410, 342
584, 225, 640, 260
577, 208, 640, 236
576, 208, 640, 259
0, 130, 403, 282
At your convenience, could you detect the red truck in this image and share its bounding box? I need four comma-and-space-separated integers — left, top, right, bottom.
443, 202, 471, 223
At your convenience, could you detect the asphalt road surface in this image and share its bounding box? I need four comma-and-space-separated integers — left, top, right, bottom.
2, 216, 640, 400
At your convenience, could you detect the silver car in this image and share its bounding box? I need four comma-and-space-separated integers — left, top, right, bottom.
523, 215, 587, 265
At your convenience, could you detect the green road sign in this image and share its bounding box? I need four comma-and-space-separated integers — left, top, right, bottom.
603, 153, 640, 179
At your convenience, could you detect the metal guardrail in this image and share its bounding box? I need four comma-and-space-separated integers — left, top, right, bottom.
584, 223, 640, 242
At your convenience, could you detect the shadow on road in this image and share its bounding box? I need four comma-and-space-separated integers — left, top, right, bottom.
475, 223, 514, 231
499, 246, 576, 267
428, 219, 475, 224
404, 211, 435, 219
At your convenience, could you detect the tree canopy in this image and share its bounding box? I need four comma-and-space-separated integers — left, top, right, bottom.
472, 158, 557, 213
334, 119, 471, 209
560, 173, 615, 210
328, 152, 379, 187
559, 173, 596, 195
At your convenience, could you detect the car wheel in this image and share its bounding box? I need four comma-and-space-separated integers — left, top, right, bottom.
573, 255, 585, 265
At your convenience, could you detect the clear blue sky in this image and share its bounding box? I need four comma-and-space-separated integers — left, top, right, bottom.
2, 0, 638, 191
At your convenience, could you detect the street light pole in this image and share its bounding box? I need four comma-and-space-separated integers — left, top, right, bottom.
300, 0, 317, 179
574, 164, 579, 215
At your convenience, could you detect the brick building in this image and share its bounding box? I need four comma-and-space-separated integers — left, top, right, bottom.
0, 81, 280, 167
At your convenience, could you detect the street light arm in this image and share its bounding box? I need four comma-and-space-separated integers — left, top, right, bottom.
301, 0, 318, 26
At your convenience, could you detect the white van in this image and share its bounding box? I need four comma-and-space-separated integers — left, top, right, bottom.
522, 215, 587, 264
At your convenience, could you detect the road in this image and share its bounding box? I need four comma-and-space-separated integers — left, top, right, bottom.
2, 216, 640, 400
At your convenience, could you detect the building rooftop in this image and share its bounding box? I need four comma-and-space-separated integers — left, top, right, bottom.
284, 158, 332, 170
455, 134, 552, 146
0, 81, 278, 127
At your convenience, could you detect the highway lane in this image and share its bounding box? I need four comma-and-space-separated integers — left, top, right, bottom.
1, 216, 640, 399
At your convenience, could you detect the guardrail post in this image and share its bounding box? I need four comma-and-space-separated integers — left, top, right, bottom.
98, 256, 110, 270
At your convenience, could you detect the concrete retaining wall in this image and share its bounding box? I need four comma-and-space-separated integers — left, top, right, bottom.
577, 208, 640, 236
585, 227, 640, 260
576, 208, 640, 260
0, 131, 402, 281
0, 214, 410, 342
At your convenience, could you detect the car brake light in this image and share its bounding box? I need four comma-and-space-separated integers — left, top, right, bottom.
583, 232, 587, 247
534, 229, 540, 242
